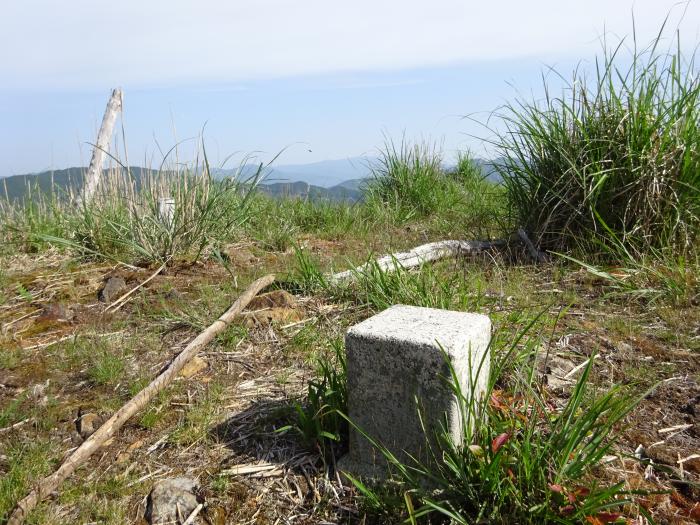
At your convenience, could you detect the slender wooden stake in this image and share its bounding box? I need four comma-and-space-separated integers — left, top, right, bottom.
7, 274, 275, 525
329, 239, 504, 283
76, 88, 123, 207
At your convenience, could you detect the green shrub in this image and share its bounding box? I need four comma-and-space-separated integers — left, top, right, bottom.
495, 26, 700, 258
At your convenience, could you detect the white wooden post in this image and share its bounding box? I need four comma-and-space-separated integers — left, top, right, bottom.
77, 88, 123, 206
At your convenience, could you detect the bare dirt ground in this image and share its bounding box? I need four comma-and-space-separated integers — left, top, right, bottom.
1, 241, 698, 524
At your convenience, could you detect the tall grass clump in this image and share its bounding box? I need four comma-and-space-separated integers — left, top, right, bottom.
445, 152, 510, 237
495, 25, 699, 258
288, 248, 493, 312
245, 195, 367, 251
365, 138, 459, 222
100, 162, 262, 264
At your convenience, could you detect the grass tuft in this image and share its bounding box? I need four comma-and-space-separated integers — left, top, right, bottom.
365, 138, 459, 223
494, 24, 700, 259
281, 339, 348, 458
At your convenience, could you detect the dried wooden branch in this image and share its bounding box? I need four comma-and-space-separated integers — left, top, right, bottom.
7, 274, 275, 525
329, 239, 504, 283
76, 88, 123, 207
182, 503, 204, 525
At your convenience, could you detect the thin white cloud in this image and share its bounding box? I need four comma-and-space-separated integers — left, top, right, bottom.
1, 0, 697, 90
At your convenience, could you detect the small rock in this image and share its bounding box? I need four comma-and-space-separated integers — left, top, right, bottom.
223, 246, 257, 267
117, 439, 146, 463
203, 506, 226, 525
246, 290, 297, 310
681, 394, 699, 418
76, 411, 101, 439
243, 291, 302, 328
242, 307, 302, 328
37, 303, 74, 323
98, 276, 127, 303
28, 380, 49, 401
179, 356, 208, 378
127, 439, 145, 452
146, 477, 200, 525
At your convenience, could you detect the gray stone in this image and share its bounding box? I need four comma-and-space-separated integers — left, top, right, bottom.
98, 276, 127, 303
146, 477, 200, 525
341, 304, 491, 479
37, 303, 75, 323
76, 411, 101, 439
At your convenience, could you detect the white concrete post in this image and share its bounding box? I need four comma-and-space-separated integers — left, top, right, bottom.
341, 304, 491, 479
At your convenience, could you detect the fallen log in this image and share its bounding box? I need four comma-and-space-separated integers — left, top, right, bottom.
8, 274, 276, 525
328, 239, 505, 283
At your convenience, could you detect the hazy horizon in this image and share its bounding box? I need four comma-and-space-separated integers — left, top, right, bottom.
1, 0, 698, 178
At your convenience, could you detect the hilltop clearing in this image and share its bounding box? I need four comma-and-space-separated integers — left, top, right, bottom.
1, 27, 699, 524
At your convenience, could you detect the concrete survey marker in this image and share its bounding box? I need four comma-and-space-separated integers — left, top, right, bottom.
342, 304, 491, 479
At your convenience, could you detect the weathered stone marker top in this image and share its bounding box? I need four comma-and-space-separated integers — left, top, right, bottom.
343, 304, 491, 479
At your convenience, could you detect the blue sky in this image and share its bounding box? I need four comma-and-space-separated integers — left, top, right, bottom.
0, 0, 698, 177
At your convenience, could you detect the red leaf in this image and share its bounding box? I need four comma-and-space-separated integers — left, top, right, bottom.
490, 392, 506, 410
548, 483, 564, 493
560, 505, 576, 516
689, 503, 700, 520
595, 513, 622, 524
574, 487, 591, 499
491, 432, 510, 453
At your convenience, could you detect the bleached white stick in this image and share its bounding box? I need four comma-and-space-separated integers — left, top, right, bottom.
329, 239, 502, 283
77, 88, 123, 206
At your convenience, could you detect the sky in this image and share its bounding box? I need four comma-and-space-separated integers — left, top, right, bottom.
0, 0, 698, 177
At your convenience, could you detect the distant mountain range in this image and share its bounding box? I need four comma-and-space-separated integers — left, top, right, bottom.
1, 156, 502, 203
0, 167, 146, 202
0, 164, 369, 203
213, 157, 374, 188
257, 180, 365, 202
